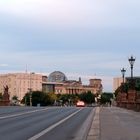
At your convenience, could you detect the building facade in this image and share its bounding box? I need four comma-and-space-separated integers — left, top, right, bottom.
113, 76, 140, 92
43, 71, 103, 95
0, 73, 42, 100
113, 77, 123, 92
0, 71, 103, 101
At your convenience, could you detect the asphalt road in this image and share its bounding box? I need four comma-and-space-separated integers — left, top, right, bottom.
0, 106, 95, 140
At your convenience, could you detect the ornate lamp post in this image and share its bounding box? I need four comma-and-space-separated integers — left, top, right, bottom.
128, 55, 136, 89
121, 68, 126, 84
128, 56, 135, 79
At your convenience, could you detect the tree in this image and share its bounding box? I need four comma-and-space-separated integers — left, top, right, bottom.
135, 82, 140, 91
11, 95, 19, 105
58, 93, 79, 106
46, 93, 57, 105
12, 95, 18, 101
32, 91, 45, 106
22, 91, 58, 106
21, 91, 96, 106
100, 92, 113, 104
21, 92, 30, 106
79, 91, 95, 104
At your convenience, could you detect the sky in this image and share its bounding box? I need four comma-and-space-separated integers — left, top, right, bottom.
0, 0, 140, 92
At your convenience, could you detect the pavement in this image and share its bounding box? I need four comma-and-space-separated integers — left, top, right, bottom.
87, 106, 140, 140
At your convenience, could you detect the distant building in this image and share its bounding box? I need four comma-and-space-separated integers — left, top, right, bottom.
113, 76, 140, 92
0, 71, 103, 101
0, 73, 42, 100
43, 71, 103, 95
113, 77, 123, 92
47, 71, 67, 83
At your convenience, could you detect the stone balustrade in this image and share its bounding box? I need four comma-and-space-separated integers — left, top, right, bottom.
117, 90, 140, 111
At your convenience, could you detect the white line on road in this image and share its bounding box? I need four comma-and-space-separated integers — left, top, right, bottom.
0, 108, 48, 119
28, 108, 83, 140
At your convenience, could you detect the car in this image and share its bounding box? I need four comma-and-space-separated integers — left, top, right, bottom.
76, 101, 85, 107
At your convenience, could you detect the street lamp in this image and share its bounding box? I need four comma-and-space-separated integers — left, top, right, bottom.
128, 56, 136, 89
128, 55, 135, 79
121, 68, 126, 84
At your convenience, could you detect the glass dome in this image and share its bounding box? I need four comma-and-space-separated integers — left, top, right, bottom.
48, 71, 68, 82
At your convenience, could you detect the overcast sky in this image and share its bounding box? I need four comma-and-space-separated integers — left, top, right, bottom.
0, 0, 140, 92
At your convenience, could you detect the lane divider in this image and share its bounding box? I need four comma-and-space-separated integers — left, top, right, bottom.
0, 108, 48, 119
28, 108, 83, 140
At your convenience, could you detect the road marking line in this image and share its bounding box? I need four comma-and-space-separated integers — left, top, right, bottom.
0, 108, 48, 119
28, 108, 83, 140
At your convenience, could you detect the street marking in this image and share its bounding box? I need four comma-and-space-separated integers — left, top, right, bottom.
28, 108, 83, 140
0, 108, 48, 119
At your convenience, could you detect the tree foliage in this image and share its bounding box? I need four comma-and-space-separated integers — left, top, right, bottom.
12, 95, 18, 101
79, 91, 95, 104
21, 91, 57, 106
21, 92, 30, 106
100, 92, 113, 104
22, 91, 96, 106
57, 93, 79, 105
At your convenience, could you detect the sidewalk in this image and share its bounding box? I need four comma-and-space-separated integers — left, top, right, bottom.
100, 106, 140, 140
87, 106, 140, 140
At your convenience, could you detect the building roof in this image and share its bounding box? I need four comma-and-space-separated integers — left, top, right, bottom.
48, 71, 68, 83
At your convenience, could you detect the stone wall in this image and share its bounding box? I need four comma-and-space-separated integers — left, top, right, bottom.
0, 100, 10, 106
117, 90, 140, 111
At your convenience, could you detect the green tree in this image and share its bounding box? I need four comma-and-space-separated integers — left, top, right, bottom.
46, 93, 57, 105
57, 93, 79, 106
100, 92, 113, 104
12, 95, 19, 105
21, 92, 30, 106
12, 95, 18, 101
79, 91, 95, 104
135, 83, 140, 91
32, 91, 45, 106
22, 91, 58, 106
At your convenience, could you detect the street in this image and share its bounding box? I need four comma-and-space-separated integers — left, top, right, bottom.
0, 106, 94, 140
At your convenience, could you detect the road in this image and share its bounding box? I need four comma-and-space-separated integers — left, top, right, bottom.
0, 106, 95, 140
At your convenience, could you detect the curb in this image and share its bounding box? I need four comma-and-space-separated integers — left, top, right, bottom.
87, 107, 100, 140
73, 107, 96, 140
